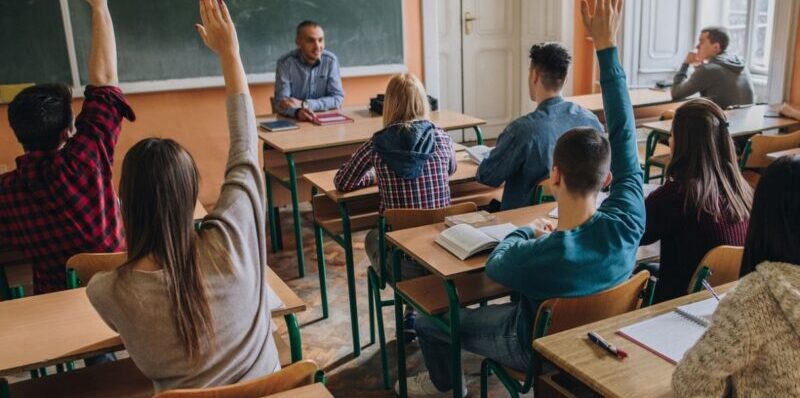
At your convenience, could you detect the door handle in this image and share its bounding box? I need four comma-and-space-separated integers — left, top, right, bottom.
464, 12, 477, 35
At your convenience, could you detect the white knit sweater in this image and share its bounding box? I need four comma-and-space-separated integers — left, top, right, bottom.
672, 261, 800, 397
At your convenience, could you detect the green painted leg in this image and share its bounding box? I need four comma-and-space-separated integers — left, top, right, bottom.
393, 248, 407, 398
473, 126, 484, 145
66, 268, 78, 289
0, 267, 9, 301
480, 360, 489, 398
313, 223, 329, 319
286, 154, 305, 278
369, 268, 390, 389
10, 285, 24, 299
284, 314, 303, 362
445, 280, 463, 398
314, 370, 327, 384
643, 131, 656, 182
338, 203, 360, 357
265, 174, 282, 252
368, 269, 376, 345
0, 378, 9, 398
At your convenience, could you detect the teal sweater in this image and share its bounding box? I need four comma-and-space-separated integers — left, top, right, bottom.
485, 47, 645, 346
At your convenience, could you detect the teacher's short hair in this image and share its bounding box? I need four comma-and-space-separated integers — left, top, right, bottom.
296, 21, 322, 38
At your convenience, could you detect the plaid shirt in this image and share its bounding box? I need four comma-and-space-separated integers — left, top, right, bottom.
0, 86, 135, 294
334, 126, 455, 212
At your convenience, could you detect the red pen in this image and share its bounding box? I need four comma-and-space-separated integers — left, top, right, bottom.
588, 331, 628, 359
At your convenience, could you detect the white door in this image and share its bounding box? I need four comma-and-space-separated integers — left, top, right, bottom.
461, 0, 521, 140
437, 0, 465, 142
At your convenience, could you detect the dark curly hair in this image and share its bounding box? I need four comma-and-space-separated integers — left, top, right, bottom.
529, 42, 571, 91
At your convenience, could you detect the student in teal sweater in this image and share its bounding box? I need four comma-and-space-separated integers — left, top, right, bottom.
404, 1, 645, 396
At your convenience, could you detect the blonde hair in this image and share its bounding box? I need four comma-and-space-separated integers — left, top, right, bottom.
382, 73, 430, 127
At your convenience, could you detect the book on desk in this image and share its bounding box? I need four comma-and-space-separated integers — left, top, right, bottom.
435, 223, 518, 260
260, 119, 299, 132
312, 112, 354, 126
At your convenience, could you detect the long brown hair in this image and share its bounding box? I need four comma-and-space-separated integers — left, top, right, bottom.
666, 98, 752, 221
119, 138, 216, 362
382, 73, 430, 127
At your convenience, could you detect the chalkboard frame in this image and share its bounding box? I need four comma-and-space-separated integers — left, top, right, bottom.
54, 0, 406, 95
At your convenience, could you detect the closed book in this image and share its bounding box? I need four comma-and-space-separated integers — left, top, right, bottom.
312, 112, 354, 126
260, 119, 299, 132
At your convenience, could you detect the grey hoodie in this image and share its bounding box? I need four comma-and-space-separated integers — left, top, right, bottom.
671, 52, 755, 109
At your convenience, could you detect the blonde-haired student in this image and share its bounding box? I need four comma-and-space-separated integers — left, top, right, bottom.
334, 72, 456, 340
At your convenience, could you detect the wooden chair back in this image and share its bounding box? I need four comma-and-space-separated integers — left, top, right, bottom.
154, 360, 319, 398
532, 177, 553, 204
744, 131, 800, 169
384, 202, 478, 231
687, 245, 743, 294
65, 252, 127, 286
533, 271, 651, 339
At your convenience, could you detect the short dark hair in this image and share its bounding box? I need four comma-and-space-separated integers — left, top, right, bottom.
701, 26, 730, 52
296, 20, 322, 38
553, 127, 610, 196
529, 42, 571, 91
8, 84, 73, 152
740, 156, 800, 277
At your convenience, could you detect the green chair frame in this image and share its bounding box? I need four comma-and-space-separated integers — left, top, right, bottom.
479, 274, 657, 398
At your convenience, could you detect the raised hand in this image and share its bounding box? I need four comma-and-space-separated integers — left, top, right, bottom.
196, 0, 239, 57
580, 0, 624, 51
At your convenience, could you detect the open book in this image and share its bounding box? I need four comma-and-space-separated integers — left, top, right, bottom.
466, 145, 492, 165
435, 223, 517, 260
617, 295, 723, 364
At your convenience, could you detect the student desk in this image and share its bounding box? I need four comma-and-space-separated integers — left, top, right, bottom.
0, 269, 306, 377
303, 151, 493, 357
386, 203, 660, 398
766, 146, 800, 161
567, 88, 676, 115
533, 282, 736, 398
264, 383, 334, 398
257, 108, 486, 279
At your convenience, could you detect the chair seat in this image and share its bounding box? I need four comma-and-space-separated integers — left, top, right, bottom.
396, 272, 510, 315
648, 153, 671, 167
8, 358, 153, 398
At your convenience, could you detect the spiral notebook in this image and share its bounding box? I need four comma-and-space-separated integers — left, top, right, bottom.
616, 294, 724, 364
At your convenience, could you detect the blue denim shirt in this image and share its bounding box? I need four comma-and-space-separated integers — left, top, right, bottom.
476, 96, 604, 210
273, 49, 345, 116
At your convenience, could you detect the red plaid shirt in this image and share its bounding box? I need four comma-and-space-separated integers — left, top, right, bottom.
334, 126, 455, 212
0, 86, 135, 294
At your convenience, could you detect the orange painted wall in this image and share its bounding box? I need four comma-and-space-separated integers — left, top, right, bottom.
572, 0, 596, 95
0, 1, 423, 206
791, 19, 800, 105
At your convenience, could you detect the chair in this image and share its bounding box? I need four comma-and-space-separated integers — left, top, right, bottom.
480, 271, 654, 398
153, 359, 323, 398
65, 252, 127, 288
642, 110, 674, 183
531, 177, 554, 205
739, 131, 800, 188
369, 202, 478, 389
687, 245, 743, 295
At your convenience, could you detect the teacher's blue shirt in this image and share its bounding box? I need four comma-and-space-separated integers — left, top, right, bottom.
273, 49, 345, 116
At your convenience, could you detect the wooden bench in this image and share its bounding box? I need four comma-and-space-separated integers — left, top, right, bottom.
396, 272, 510, 316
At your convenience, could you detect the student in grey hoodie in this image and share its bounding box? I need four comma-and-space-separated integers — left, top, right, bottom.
671, 26, 755, 109
673, 156, 800, 397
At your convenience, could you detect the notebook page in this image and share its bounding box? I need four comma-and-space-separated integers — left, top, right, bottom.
436, 224, 496, 259
617, 311, 707, 364
478, 223, 518, 241
675, 294, 725, 327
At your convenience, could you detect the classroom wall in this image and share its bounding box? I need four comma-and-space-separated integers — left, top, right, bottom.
0, 1, 423, 207
791, 19, 800, 105
572, 0, 596, 95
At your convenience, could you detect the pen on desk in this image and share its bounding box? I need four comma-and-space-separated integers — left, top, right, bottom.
587, 331, 628, 359
702, 279, 721, 301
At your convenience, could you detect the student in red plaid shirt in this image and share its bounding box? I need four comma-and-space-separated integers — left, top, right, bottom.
0, 0, 134, 294
334, 72, 456, 341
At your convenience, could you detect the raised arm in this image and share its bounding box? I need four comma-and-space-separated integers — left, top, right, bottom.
196, 0, 247, 96
86, 0, 118, 86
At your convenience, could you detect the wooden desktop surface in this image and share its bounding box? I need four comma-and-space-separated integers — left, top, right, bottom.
257, 108, 486, 154
0, 269, 304, 376
386, 202, 660, 279
533, 282, 736, 398
263, 383, 333, 398
766, 146, 800, 161
642, 105, 800, 137
567, 88, 674, 113
303, 151, 481, 203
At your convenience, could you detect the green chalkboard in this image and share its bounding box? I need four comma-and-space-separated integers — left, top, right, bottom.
68, 0, 404, 85
0, 0, 72, 85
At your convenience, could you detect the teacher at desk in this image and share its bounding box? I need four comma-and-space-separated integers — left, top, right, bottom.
273, 20, 345, 121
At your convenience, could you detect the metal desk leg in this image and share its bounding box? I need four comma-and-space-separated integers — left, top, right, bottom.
338, 202, 361, 357
473, 126, 484, 145
393, 248, 408, 398
265, 174, 283, 252
311, 187, 329, 319
284, 313, 303, 362
285, 153, 306, 278
445, 280, 463, 398
0, 267, 10, 301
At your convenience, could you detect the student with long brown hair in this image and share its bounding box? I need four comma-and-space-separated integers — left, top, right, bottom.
86, 0, 279, 392
640, 98, 752, 303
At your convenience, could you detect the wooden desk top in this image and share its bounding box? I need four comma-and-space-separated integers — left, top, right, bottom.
642, 105, 800, 138
303, 151, 481, 203
257, 108, 486, 154
766, 146, 800, 161
0, 270, 305, 375
263, 383, 333, 398
385, 203, 660, 279
533, 282, 736, 398
567, 89, 675, 113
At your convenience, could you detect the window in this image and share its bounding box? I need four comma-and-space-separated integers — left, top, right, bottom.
722, 0, 775, 75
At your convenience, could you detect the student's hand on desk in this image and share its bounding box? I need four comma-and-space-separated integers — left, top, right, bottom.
196, 0, 239, 58
296, 108, 316, 122
280, 97, 303, 110
580, 0, 623, 51
529, 218, 555, 238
